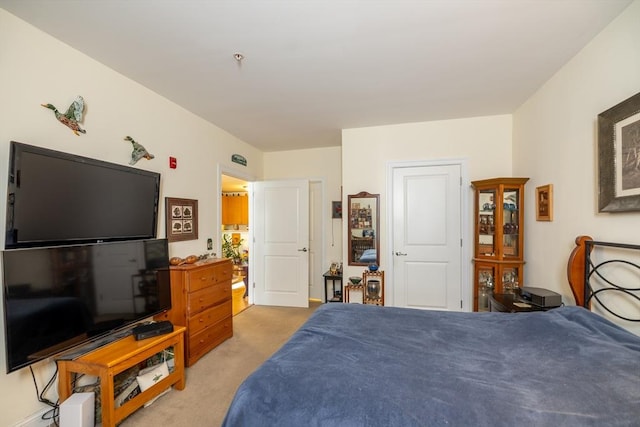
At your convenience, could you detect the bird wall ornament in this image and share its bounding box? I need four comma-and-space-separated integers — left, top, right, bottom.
124, 136, 155, 165
41, 96, 86, 135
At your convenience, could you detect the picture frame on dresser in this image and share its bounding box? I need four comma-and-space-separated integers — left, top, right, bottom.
597, 91, 640, 212
165, 197, 198, 242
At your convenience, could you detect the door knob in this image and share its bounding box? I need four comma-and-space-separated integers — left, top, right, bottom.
395, 251, 407, 256
298, 248, 308, 252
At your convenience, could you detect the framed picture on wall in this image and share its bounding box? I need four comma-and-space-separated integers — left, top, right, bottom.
332, 201, 342, 219
165, 197, 198, 242
535, 184, 553, 221
598, 91, 640, 212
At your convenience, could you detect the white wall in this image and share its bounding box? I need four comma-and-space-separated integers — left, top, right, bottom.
341, 114, 513, 298
513, 1, 640, 310
0, 9, 262, 426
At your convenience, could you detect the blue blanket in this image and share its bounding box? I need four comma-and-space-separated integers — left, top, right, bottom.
223, 304, 640, 426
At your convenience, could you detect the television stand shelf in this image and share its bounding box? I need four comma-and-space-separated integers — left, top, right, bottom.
57, 326, 186, 427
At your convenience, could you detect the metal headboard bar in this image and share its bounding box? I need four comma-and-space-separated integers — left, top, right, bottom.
584, 240, 640, 322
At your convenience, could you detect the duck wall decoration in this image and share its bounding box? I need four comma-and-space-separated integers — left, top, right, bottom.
41, 96, 86, 135
124, 136, 155, 165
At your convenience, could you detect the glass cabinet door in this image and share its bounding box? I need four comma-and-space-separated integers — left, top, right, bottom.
501, 266, 521, 293
478, 190, 496, 256
476, 264, 496, 312
501, 187, 520, 258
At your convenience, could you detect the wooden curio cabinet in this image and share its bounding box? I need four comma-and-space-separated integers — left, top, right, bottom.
471, 177, 529, 311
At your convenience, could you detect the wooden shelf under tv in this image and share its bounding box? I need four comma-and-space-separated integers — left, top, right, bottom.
57, 327, 186, 427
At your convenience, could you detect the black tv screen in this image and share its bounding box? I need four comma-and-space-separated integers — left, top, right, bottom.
6, 141, 160, 249
2, 239, 171, 373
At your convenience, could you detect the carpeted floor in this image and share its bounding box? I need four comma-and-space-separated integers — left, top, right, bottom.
120, 301, 320, 427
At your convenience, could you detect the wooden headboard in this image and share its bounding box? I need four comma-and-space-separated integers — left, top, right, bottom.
567, 235, 640, 322
567, 235, 594, 308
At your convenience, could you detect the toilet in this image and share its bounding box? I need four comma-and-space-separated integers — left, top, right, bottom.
232, 277, 247, 316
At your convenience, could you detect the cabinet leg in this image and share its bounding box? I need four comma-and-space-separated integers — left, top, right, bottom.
101, 370, 115, 427
174, 336, 186, 390
57, 362, 72, 402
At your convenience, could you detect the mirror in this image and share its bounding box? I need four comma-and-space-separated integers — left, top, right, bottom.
348, 192, 380, 266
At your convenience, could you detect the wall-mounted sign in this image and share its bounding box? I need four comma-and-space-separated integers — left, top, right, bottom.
232, 154, 247, 166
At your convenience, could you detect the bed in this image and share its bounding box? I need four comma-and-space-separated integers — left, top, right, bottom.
358, 248, 377, 263
223, 236, 640, 426
351, 237, 376, 264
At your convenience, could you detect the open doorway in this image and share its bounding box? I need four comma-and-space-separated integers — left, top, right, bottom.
221, 174, 251, 316
219, 171, 325, 308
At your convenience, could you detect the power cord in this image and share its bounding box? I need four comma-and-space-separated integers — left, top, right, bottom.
30, 362, 60, 426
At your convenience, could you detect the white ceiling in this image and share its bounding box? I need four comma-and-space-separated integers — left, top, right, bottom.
0, 0, 632, 152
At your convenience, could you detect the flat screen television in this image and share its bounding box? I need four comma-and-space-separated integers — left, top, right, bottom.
2, 238, 171, 373
5, 141, 160, 249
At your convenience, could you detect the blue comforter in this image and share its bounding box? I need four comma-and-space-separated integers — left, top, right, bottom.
223, 304, 640, 426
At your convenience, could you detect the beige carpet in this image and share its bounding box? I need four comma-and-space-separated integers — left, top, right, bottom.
120, 301, 320, 427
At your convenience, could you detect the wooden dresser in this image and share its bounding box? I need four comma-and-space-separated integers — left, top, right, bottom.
156, 258, 233, 366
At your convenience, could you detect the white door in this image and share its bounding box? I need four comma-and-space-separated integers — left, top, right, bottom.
392, 163, 462, 311
253, 180, 310, 307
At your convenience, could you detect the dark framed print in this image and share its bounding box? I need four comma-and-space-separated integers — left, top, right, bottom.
332, 201, 342, 219
535, 184, 553, 221
165, 197, 198, 242
598, 91, 640, 212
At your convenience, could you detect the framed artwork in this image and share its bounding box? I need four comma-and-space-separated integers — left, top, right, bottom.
332, 201, 342, 219
165, 197, 198, 242
535, 184, 553, 221
597, 91, 640, 212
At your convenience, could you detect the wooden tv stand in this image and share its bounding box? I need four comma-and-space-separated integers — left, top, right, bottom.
57, 327, 186, 427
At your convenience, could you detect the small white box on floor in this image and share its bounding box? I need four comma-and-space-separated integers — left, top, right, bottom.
60, 392, 95, 427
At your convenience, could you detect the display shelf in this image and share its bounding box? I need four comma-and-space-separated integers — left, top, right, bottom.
471, 178, 528, 311
362, 270, 384, 306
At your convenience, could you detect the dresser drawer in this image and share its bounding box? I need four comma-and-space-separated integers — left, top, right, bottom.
187, 282, 231, 314
169, 258, 233, 367
188, 300, 232, 336
188, 316, 233, 364
186, 263, 233, 292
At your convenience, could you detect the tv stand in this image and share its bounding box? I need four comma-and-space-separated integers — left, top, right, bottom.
57, 326, 185, 427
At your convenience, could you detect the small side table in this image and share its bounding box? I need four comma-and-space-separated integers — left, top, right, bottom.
344, 283, 364, 303
323, 271, 343, 302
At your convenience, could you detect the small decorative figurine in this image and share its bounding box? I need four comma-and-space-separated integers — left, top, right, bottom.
124, 136, 155, 165
41, 96, 86, 135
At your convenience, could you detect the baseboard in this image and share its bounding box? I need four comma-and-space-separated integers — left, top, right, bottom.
12, 407, 55, 427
